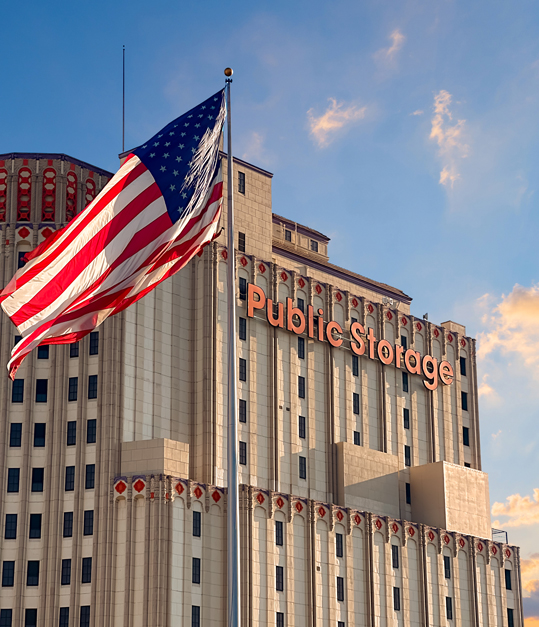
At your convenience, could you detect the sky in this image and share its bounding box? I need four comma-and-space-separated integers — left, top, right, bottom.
3, 0, 539, 620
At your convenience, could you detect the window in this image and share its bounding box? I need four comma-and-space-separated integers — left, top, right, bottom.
337, 576, 344, 602
29, 513, 42, 539
403, 408, 410, 430
83, 510, 94, 536
61, 559, 71, 585
285, 229, 292, 242
276, 521, 284, 546
353, 393, 360, 415
24, 609, 37, 627
238, 172, 245, 195
31, 468, 44, 492
27, 560, 39, 586
68, 377, 78, 401
463, 426, 470, 447
352, 355, 359, 377
444, 555, 451, 579
2, 561, 14, 587
81, 557, 92, 583
85, 464, 95, 489
505, 568, 512, 590
88, 375, 98, 399
239, 358, 247, 382
239, 441, 247, 466
507, 608, 514, 627
63, 512, 73, 537
80, 606, 90, 627
446, 596, 453, 620
402, 372, 409, 393
70, 342, 79, 358
9, 423, 22, 447
239, 277, 247, 301
299, 415, 306, 439
404, 445, 411, 467
338, 623, 345, 627
89, 331, 99, 355
464, 462, 471, 468
460, 356, 466, 376
12, 379, 24, 403
67, 421, 77, 446
0, 610, 12, 627
192, 557, 201, 584
406, 482, 411, 505
59, 608, 69, 627
461, 391, 468, 411
298, 336, 305, 359
336, 533, 343, 558
299, 456, 307, 480
5, 514, 17, 540
191, 606, 200, 627
310, 240, 319, 253
400, 335, 408, 350
239, 399, 247, 424
276, 613, 284, 627
35, 379, 48, 403
7, 469, 20, 493
87, 419, 96, 444
18, 251, 27, 268
298, 376, 305, 399
65, 466, 75, 492
193, 511, 201, 537
276, 565, 284, 591
353, 431, 361, 446
14, 335, 22, 346
239, 317, 247, 341
297, 297, 304, 313
351, 317, 358, 325
393, 587, 401, 611
37, 345, 49, 359
34, 423, 46, 447
392, 544, 399, 569
238, 231, 246, 252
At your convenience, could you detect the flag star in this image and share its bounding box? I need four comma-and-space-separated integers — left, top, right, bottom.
178, 144, 184, 149
169, 131, 175, 136
163, 153, 169, 158
214, 97, 218, 101
211, 106, 215, 110
174, 124, 178, 127
195, 124, 201, 128
173, 170, 179, 176
188, 115, 193, 118
191, 148, 197, 154
170, 184, 176, 191
207, 115, 213, 120
176, 156, 182, 162
150, 152, 156, 158
158, 134, 163, 138
142, 144, 148, 148
198, 114, 204, 118
181, 132, 186, 137
165, 142, 171, 147
184, 123, 189, 127
194, 135, 200, 140
182, 193, 188, 199
154, 142, 160, 146
201, 105, 206, 109
160, 166, 166, 172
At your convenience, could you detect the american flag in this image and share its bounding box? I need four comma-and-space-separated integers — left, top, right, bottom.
1, 89, 226, 379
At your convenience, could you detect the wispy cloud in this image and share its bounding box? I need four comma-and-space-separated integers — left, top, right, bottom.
491, 429, 502, 440
430, 90, 469, 187
374, 29, 406, 62
478, 373, 497, 398
241, 131, 271, 166
308, 99, 367, 148
411, 110, 424, 116
492, 488, 539, 527
478, 284, 539, 378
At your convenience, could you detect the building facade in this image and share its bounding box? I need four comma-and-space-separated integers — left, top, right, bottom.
0, 151, 524, 626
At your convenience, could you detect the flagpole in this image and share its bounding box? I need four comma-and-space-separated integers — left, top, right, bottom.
122, 45, 125, 152
224, 67, 241, 627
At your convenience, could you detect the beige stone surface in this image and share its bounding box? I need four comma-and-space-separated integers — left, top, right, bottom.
121, 438, 189, 476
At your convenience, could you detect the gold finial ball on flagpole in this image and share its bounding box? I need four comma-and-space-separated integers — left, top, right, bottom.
224, 68, 233, 77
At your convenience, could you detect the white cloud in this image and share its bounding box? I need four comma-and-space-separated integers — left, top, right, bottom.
430, 90, 469, 187
411, 110, 424, 116
374, 29, 406, 62
307, 99, 367, 148
492, 489, 539, 527
491, 429, 502, 440
241, 131, 270, 165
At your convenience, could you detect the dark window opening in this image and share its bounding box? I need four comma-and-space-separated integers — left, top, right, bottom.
191, 606, 200, 627
7, 468, 20, 493
464, 462, 471, 468
35, 379, 48, 403
33, 423, 46, 447
297, 297, 304, 313
27, 560, 39, 586
63, 512, 73, 537
239, 277, 247, 301
444, 555, 451, 579
446, 596, 453, 620
239, 441, 247, 465
460, 356, 467, 376
25, 609, 37, 627
393, 587, 401, 611
4, 514, 17, 540
80, 607, 90, 627
402, 372, 409, 393
463, 426, 470, 447
353, 393, 360, 415
88, 374, 98, 399
65, 466, 75, 492
403, 408, 410, 430
337, 576, 345, 602
352, 355, 359, 377
276, 565, 284, 591
392, 544, 399, 569
238, 172, 245, 195
0, 610, 12, 627
12, 379, 24, 403
299, 456, 307, 480
299, 415, 306, 439
239, 358, 247, 382
67, 421, 77, 446
298, 336, 305, 360
507, 608, 514, 627
29, 513, 42, 539
400, 335, 408, 350
238, 231, 246, 251
285, 229, 292, 242
68, 377, 78, 401
14, 335, 22, 346
61, 559, 71, 585
336, 533, 343, 558
37, 345, 49, 359
239, 399, 247, 423
310, 240, 319, 253
89, 331, 99, 355
9, 423, 22, 447
70, 342, 79, 358
59, 607, 69, 627
298, 376, 305, 399
87, 419, 97, 444
193, 511, 201, 537
83, 510, 94, 536
406, 482, 411, 505
276, 612, 284, 627
505, 568, 512, 590
2, 561, 14, 587
81, 557, 92, 584
31, 468, 44, 492
353, 431, 361, 446
239, 317, 247, 341
192, 557, 201, 584
85, 464, 95, 489
404, 445, 411, 467
461, 391, 468, 411
276, 521, 283, 546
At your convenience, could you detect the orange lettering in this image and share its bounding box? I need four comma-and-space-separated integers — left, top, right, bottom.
267, 300, 284, 328
287, 298, 306, 335
247, 283, 265, 318
350, 322, 366, 356
326, 321, 343, 347
377, 339, 394, 366
405, 349, 422, 375
439, 361, 454, 386
422, 355, 438, 390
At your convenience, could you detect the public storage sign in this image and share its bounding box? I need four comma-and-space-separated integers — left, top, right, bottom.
247, 284, 454, 392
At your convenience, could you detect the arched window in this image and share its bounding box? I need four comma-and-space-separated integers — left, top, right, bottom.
41, 167, 56, 222
66, 169, 78, 221
17, 167, 32, 221
0, 168, 7, 222
85, 175, 96, 209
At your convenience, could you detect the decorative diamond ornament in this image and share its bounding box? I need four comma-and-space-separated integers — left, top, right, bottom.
375, 519, 382, 530
318, 506, 326, 518
444, 535, 450, 545
459, 538, 465, 548
367, 304, 374, 314
276, 497, 284, 509
386, 311, 393, 321
335, 292, 342, 302
256, 493, 265, 505
212, 490, 221, 503
392, 522, 399, 533
354, 514, 361, 525
240, 256, 248, 267
281, 271, 288, 281
351, 298, 358, 308
115, 481, 127, 494
295, 501, 303, 513
18, 226, 30, 239
401, 317, 408, 325
175, 482, 184, 495
478, 542, 483, 552
193, 486, 203, 499
460, 338, 466, 347
428, 530, 435, 541
221, 250, 228, 260
448, 333, 453, 342
433, 328, 440, 338
336, 510, 344, 522
133, 479, 145, 493
492, 546, 498, 555
505, 548, 511, 558
298, 277, 305, 288
315, 284, 322, 294
416, 322, 422, 331
408, 527, 415, 537
258, 263, 266, 273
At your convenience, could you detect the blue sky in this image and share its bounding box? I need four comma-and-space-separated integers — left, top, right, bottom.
3, 0, 539, 618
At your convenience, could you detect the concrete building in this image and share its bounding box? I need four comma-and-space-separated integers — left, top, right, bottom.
0, 151, 523, 626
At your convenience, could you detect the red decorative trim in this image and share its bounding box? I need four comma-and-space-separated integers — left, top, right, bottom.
335, 292, 342, 302
212, 490, 221, 503
401, 317, 407, 325
0, 168, 7, 222
460, 338, 466, 348
315, 284, 322, 295
447, 333, 453, 342
175, 482, 184, 495
221, 249, 228, 260
276, 496, 284, 509
392, 522, 399, 533
386, 311, 393, 321
375, 518, 382, 530
295, 501, 303, 513
444, 534, 450, 545
17, 167, 32, 221
354, 513, 361, 525
477, 541, 483, 552
416, 322, 422, 331
428, 530, 435, 541
256, 493, 265, 505
459, 538, 465, 548
66, 170, 78, 221
40, 227, 53, 240
351, 298, 359, 308
318, 506, 326, 517
115, 480, 127, 495
18, 226, 30, 240
298, 277, 305, 288
133, 479, 145, 493
505, 548, 511, 558
367, 304, 374, 314
84, 177, 96, 208
280, 271, 288, 281
258, 263, 266, 273
491, 545, 498, 555
433, 328, 440, 338
240, 256, 248, 267
336, 510, 344, 522
41, 167, 56, 222
193, 485, 203, 499
408, 527, 415, 537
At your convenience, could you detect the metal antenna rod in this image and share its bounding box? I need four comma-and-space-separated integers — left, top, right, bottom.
224, 67, 241, 627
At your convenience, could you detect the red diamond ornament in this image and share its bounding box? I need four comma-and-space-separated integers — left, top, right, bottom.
459, 538, 465, 548
351, 298, 358, 308
133, 479, 145, 493
315, 284, 322, 294
478, 542, 483, 552
367, 304, 374, 314
256, 493, 265, 505
194, 486, 203, 499
212, 491, 221, 503
375, 519, 382, 530
416, 322, 422, 331
335, 292, 342, 302
428, 531, 435, 541
298, 278, 305, 288
318, 506, 326, 518
258, 263, 266, 273
281, 271, 288, 281
336, 510, 344, 522
115, 481, 126, 494
444, 535, 450, 545
175, 482, 184, 495
408, 527, 415, 537
240, 256, 248, 267
276, 497, 284, 509
354, 514, 361, 525
295, 502, 303, 513
18, 226, 30, 239
392, 522, 399, 533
